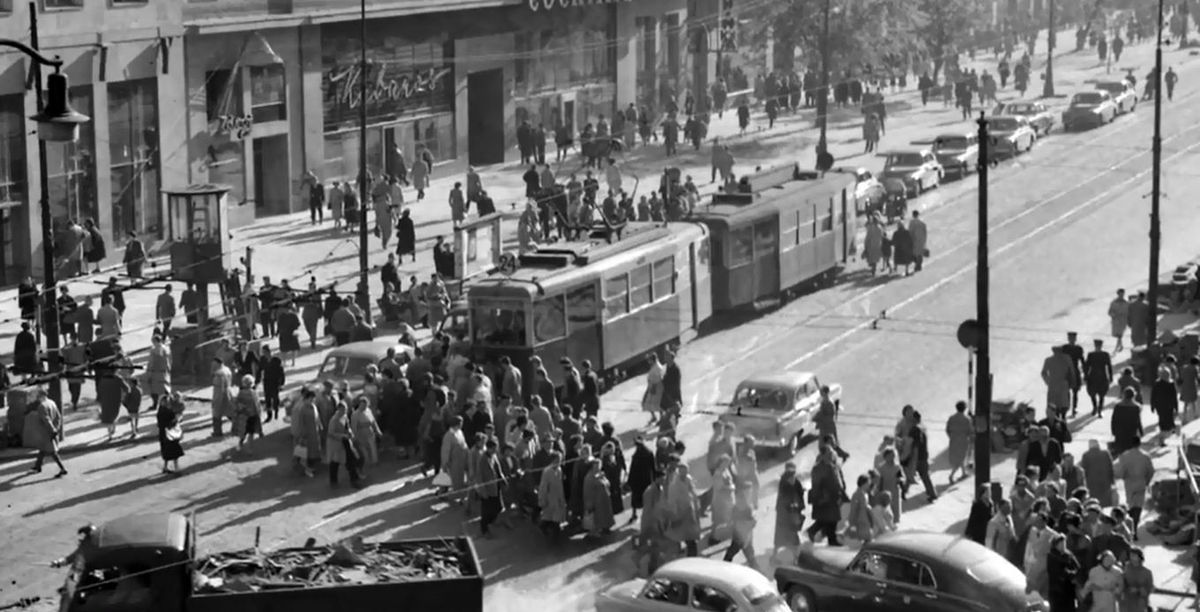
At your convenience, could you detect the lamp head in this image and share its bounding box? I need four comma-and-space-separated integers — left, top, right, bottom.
31, 71, 90, 143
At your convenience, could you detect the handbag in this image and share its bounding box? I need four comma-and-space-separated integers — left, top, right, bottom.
433, 472, 452, 487
165, 425, 183, 442
293, 442, 308, 459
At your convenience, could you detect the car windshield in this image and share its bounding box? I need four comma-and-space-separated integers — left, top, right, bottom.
1096, 83, 1123, 94
318, 355, 376, 381
733, 385, 792, 411
1072, 92, 1104, 105
966, 558, 1027, 587
990, 118, 1019, 131
936, 137, 970, 150
886, 153, 925, 167
1006, 103, 1035, 114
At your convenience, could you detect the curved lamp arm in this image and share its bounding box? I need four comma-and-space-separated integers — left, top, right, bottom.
0, 39, 62, 69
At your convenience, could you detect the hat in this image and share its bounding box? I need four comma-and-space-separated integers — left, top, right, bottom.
560, 357, 573, 366
1084, 500, 1102, 512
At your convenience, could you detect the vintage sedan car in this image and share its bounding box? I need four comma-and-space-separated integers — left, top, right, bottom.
987, 115, 1036, 158
718, 371, 841, 455
1095, 80, 1138, 113
597, 558, 789, 612
775, 532, 1048, 612
1061, 91, 1118, 131
991, 100, 1055, 135
282, 339, 416, 410
926, 132, 979, 178
878, 149, 943, 197
832, 166, 886, 214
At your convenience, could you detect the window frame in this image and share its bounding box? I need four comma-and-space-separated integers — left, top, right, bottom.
248, 64, 287, 124
604, 272, 629, 320
640, 577, 690, 605
628, 263, 653, 311
781, 210, 799, 249
42, 0, 82, 9
565, 282, 599, 333
205, 68, 244, 124
728, 226, 754, 267
753, 219, 777, 257
691, 583, 740, 611
532, 294, 567, 346
651, 256, 675, 302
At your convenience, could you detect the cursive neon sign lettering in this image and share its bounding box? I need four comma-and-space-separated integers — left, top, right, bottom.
527, 0, 632, 11
326, 63, 451, 110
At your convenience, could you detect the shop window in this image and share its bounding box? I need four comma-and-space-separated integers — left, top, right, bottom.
108, 79, 161, 244
205, 69, 243, 123
206, 141, 246, 206
249, 64, 286, 123
514, 16, 612, 97
0, 0, 12, 10
729, 227, 753, 267
533, 295, 567, 344
636, 17, 656, 74
665, 13, 681, 77
0, 95, 27, 208
411, 114, 454, 166
604, 273, 628, 319
629, 264, 652, 309
566, 283, 598, 331
322, 132, 349, 180
45, 86, 97, 230
43, 0, 82, 8
652, 256, 674, 300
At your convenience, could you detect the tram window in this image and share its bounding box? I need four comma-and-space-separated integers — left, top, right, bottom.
798, 220, 815, 242
781, 211, 799, 247
730, 227, 754, 267
817, 214, 833, 234
472, 306, 528, 346
630, 264, 653, 309
566, 284, 599, 331
652, 256, 675, 300
698, 238, 710, 265
533, 296, 567, 345
754, 220, 777, 255
605, 274, 629, 319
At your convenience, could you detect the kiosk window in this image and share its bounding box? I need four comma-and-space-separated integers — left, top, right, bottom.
652, 256, 675, 300
566, 284, 599, 330
630, 264, 653, 309
533, 296, 567, 344
605, 274, 629, 319
730, 227, 754, 266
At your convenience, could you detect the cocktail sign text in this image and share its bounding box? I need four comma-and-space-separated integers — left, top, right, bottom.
212, 114, 253, 140
528, 0, 632, 11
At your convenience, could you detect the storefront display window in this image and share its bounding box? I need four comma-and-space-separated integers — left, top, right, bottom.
46, 86, 97, 231
109, 79, 161, 244
249, 65, 286, 123
411, 114, 454, 163
513, 10, 612, 97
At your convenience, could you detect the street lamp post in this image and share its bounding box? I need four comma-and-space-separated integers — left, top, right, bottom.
1043, 0, 1056, 97
3, 3, 90, 415
815, 0, 832, 169
357, 0, 372, 320
1147, 0, 1164, 344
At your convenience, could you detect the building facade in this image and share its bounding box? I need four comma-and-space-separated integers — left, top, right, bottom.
0, 0, 716, 285
0, 0, 186, 283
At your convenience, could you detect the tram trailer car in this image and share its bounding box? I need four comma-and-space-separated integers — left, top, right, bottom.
692, 172, 858, 312
468, 222, 711, 383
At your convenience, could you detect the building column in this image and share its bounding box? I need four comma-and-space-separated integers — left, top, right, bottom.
157, 36, 189, 218
614, 2, 639, 108
22, 68, 45, 278
299, 24, 324, 181
92, 84, 114, 241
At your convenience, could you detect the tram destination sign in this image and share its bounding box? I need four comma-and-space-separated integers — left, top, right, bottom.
527, 0, 633, 11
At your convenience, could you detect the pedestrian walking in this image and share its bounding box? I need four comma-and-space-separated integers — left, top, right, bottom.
308, 174, 326, 225
156, 395, 185, 474
351, 396, 382, 467
1165, 67, 1178, 101
864, 214, 883, 274
1042, 345, 1074, 419
986, 499, 1017, 555
1115, 436, 1154, 538
291, 388, 322, 477
946, 400, 973, 483
908, 210, 928, 272
806, 445, 845, 545
122, 377, 143, 438
664, 461, 702, 556
145, 334, 171, 408
440, 416, 470, 502
891, 222, 914, 275
23, 388, 67, 478
1047, 534, 1081, 612
814, 385, 849, 460
233, 375, 263, 453
1085, 339, 1114, 416
846, 474, 874, 542
155, 285, 176, 335
123, 232, 146, 278
965, 483, 994, 544
1180, 357, 1200, 419
538, 451, 567, 540
210, 357, 235, 437
1127, 291, 1150, 348
877, 447, 906, 522
583, 458, 615, 537
722, 485, 759, 568
863, 113, 880, 153
326, 401, 362, 488
1151, 367, 1179, 442
1122, 548, 1155, 612
1080, 550, 1124, 612
772, 462, 806, 559
411, 152, 429, 200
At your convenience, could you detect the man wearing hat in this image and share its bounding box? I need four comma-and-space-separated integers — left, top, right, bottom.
1041, 345, 1074, 420
1127, 290, 1151, 348
1115, 435, 1155, 540
1080, 439, 1116, 506
1084, 339, 1114, 417
1089, 508, 1132, 565
560, 357, 583, 414
1062, 332, 1085, 416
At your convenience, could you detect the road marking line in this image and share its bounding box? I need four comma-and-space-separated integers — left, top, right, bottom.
308, 511, 345, 531
783, 139, 1200, 370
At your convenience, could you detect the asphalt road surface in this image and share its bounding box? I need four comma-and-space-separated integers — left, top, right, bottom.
3, 46, 1200, 612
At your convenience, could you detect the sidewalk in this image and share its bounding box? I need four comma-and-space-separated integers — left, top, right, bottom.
0, 30, 1172, 454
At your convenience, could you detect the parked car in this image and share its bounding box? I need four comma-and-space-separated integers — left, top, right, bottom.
987, 116, 1036, 158
775, 532, 1048, 612
718, 371, 840, 455
991, 100, 1055, 135
597, 558, 789, 612
925, 132, 979, 178
879, 149, 943, 197
1095, 80, 1138, 113
1062, 91, 1118, 131
282, 339, 416, 410
833, 166, 886, 215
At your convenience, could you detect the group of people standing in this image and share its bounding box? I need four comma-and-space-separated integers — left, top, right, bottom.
862, 210, 930, 277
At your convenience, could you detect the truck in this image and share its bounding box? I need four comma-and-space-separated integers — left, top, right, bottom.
59, 512, 484, 612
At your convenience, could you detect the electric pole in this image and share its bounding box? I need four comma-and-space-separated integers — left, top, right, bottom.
815, 0, 833, 170
1043, 0, 1056, 97
357, 0, 372, 321
974, 112, 993, 494
1147, 0, 1164, 344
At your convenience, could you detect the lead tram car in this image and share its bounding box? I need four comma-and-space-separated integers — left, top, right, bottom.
468, 222, 711, 384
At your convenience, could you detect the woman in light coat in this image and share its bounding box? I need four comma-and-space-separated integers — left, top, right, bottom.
708, 455, 737, 544
864, 215, 884, 274
1081, 550, 1124, 612
325, 401, 360, 486
440, 416, 470, 503
538, 451, 567, 539
642, 354, 666, 425
582, 458, 616, 536
351, 397, 383, 466
946, 400, 973, 483
23, 389, 66, 477
144, 334, 172, 406
664, 464, 702, 552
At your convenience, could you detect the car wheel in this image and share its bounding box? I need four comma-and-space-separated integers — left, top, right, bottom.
788, 586, 817, 612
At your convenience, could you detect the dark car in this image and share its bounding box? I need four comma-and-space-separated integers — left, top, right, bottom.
775, 531, 1047, 612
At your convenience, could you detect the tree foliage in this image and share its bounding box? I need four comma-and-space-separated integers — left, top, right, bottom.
914, 0, 982, 80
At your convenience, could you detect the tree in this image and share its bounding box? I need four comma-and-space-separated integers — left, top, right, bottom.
914, 0, 981, 82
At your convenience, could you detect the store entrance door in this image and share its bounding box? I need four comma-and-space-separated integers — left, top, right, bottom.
252, 134, 290, 216
467, 69, 505, 166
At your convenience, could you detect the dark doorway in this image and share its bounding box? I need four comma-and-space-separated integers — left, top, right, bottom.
252, 134, 290, 216
468, 69, 505, 166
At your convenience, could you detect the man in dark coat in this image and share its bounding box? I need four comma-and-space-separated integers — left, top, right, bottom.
580, 360, 601, 418
1039, 408, 1072, 447
1084, 339, 1114, 417
806, 445, 845, 546
559, 358, 583, 415
1062, 332, 1085, 416
394, 208, 416, 263
1110, 386, 1144, 456
1127, 291, 1151, 347
660, 352, 682, 414
627, 437, 656, 520
1024, 426, 1063, 480
533, 123, 548, 165
517, 120, 533, 165
522, 164, 541, 199
14, 321, 40, 373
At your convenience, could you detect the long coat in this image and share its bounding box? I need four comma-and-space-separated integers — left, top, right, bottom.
891, 226, 914, 266
292, 400, 324, 460
583, 471, 616, 532
145, 344, 172, 396
1115, 447, 1154, 507
351, 407, 382, 465
810, 457, 846, 523
1127, 300, 1150, 347
1080, 446, 1116, 506
1179, 363, 1200, 403
1042, 353, 1073, 408
864, 222, 883, 267
96, 375, 128, 424
1110, 400, 1144, 456
909, 218, 928, 256
22, 399, 60, 453
156, 402, 185, 461
627, 443, 656, 509
1085, 350, 1114, 395
325, 412, 354, 465
946, 411, 973, 468
211, 366, 236, 421
663, 473, 701, 542
774, 475, 806, 548
1151, 379, 1178, 433
440, 429, 470, 489
395, 214, 416, 256
538, 465, 567, 523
